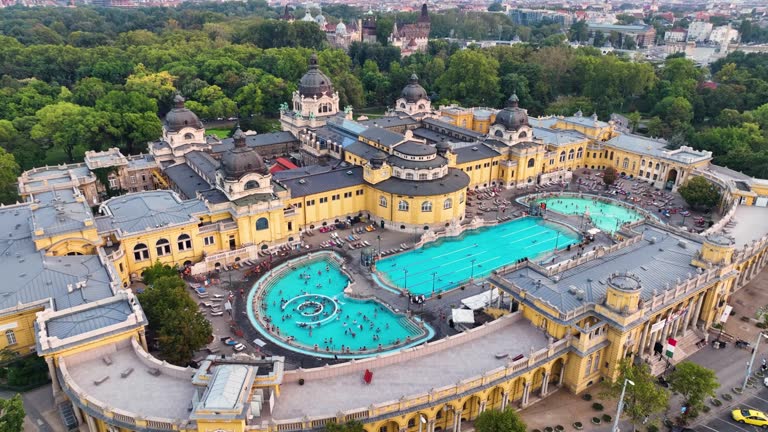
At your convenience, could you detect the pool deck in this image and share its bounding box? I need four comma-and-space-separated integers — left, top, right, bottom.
727, 205, 768, 247
271, 314, 549, 419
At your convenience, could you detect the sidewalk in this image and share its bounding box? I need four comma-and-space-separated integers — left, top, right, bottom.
519, 387, 634, 432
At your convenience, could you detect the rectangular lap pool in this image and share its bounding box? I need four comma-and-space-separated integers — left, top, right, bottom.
376, 217, 579, 295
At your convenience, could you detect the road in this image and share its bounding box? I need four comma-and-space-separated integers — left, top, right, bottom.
684, 343, 768, 432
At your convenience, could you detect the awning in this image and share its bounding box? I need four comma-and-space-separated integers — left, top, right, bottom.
587, 228, 601, 235
452, 308, 475, 324
253, 338, 267, 347
460, 290, 499, 310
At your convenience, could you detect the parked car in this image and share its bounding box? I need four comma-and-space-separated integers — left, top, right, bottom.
732, 408, 768, 428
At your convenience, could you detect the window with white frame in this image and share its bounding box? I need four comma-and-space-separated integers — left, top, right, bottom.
177, 234, 192, 250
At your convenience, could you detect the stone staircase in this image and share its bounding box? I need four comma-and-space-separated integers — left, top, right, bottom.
648, 329, 703, 376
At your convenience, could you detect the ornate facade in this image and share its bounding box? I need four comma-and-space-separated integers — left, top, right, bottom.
389, 4, 431, 56
5, 53, 768, 432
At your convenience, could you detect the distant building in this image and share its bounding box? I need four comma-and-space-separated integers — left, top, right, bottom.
509, 8, 572, 27
389, 3, 430, 56
709, 25, 739, 45
587, 22, 656, 47
324, 15, 377, 50
687, 21, 713, 42
280, 5, 295, 22
664, 28, 687, 43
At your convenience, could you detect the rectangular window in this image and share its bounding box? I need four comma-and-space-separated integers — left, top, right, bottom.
319, 197, 328, 203
418, 173, 427, 180
287, 221, 293, 231
466, 167, 472, 172
475, 164, 481, 169
356, 189, 364, 196
130, 176, 136, 184
331, 194, 340, 201
204, 236, 215, 246
344, 192, 352, 198
109, 178, 118, 188
296, 202, 302, 208
142, 175, 147, 182
492, 161, 498, 166
5, 330, 16, 346
306, 200, 315, 206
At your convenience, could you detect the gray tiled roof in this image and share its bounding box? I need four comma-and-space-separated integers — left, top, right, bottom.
606, 134, 710, 164
453, 144, 501, 164
30, 189, 93, 238
374, 168, 470, 196
412, 128, 452, 144
359, 127, 404, 148
213, 131, 298, 153
45, 299, 133, 339
101, 190, 208, 235
422, 119, 485, 139
344, 141, 381, 161
274, 166, 364, 198
359, 117, 420, 129
532, 126, 587, 147
185, 151, 219, 182
395, 141, 436, 156
501, 225, 702, 315
164, 163, 214, 199
0, 205, 117, 312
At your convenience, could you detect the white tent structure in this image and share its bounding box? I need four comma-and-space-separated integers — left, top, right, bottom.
451, 308, 475, 325
461, 290, 499, 310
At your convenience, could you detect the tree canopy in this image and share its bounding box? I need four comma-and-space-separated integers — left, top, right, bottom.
137, 262, 212, 365
603, 359, 669, 429
0, 394, 25, 432
678, 176, 721, 209
668, 361, 719, 414
474, 408, 527, 432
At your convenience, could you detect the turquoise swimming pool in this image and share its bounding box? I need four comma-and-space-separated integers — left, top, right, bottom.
247, 253, 431, 358
376, 217, 579, 296
536, 196, 643, 233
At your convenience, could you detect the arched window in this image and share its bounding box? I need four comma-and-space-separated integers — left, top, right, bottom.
177, 234, 192, 250
655, 163, 660, 170
444, 198, 452, 210
576, 147, 583, 159
133, 243, 149, 261
256, 217, 269, 231
400, 103, 406, 108
622, 158, 629, 169
641, 159, 646, 167
609, 151, 614, 160
418, 104, 425, 110
518, 131, 527, 139
379, 196, 387, 208
184, 133, 194, 140
559, 151, 566, 162
245, 180, 259, 190
494, 129, 504, 138
527, 158, 535, 168
421, 201, 432, 212
5, 329, 16, 345
398, 200, 409, 211
568, 149, 575, 160
156, 239, 171, 256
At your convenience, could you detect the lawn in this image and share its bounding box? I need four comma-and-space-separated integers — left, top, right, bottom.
206, 128, 231, 139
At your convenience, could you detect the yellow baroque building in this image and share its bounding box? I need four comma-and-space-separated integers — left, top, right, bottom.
3, 55, 768, 432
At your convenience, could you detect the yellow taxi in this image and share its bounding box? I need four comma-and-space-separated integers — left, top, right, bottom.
732, 409, 768, 428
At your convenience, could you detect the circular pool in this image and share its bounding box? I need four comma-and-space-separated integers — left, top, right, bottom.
533, 195, 645, 233
246, 252, 434, 359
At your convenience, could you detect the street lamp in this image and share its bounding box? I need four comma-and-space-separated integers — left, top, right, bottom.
470, 258, 477, 281
612, 378, 635, 432
431, 271, 438, 297
377, 235, 381, 259
403, 268, 409, 290
743, 332, 768, 391
554, 231, 561, 251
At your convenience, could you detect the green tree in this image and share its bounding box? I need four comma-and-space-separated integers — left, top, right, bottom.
474, 408, 526, 432
325, 420, 364, 432
138, 264, 212, 366
678, 176, 721, 210
627, 111, 641, 132
603, 359, 669, 429
603, 166, 617, 188
0, 393, 24, 432
30, 102, 92, 163
668, 361, 719, 414
436, 50, 500, 107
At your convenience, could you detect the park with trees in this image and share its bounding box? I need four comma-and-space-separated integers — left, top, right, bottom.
0, 1, 767, 205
